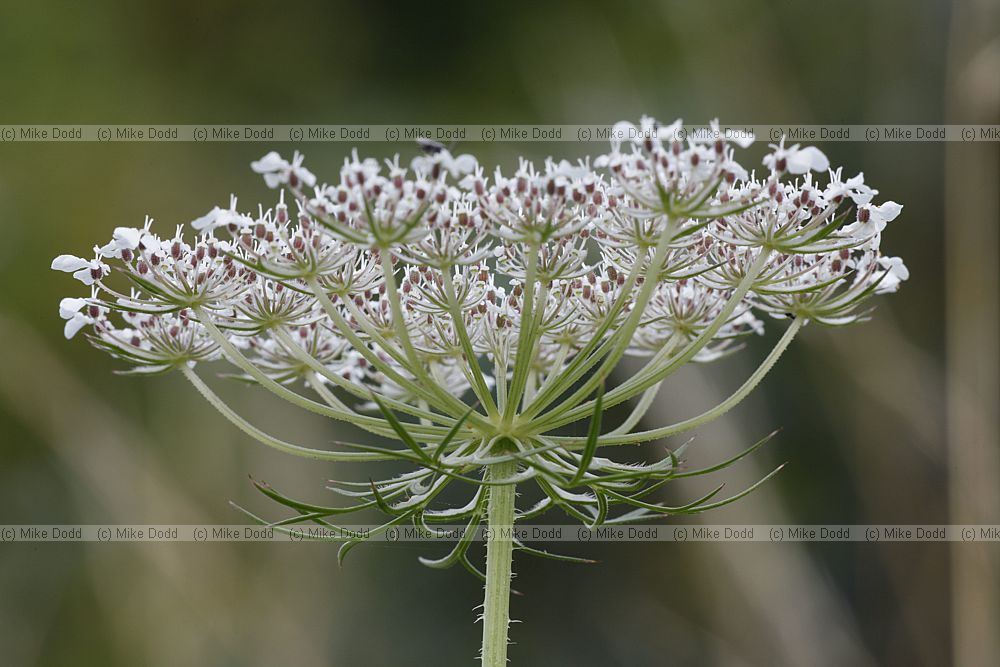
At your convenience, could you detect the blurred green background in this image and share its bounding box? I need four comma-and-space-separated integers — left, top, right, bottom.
1, 1, 997, 665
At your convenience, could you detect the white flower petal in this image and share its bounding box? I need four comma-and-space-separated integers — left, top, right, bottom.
51, 255, 90, 272
731, 132, 755, 148
448, 154, 477, 176
873, 201, 903, 223
63, 313, 90, 339
98, 241, 119, 258
787, 146, 829, 174
72, 267, 96, 285
113, 227, 142, 249
190, 206, 222, 231
294, 165, 317, 187
59, 297, 88, 319
250, 152, 288, 174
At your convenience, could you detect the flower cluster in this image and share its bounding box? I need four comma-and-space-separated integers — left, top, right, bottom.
53, 118, 906, 568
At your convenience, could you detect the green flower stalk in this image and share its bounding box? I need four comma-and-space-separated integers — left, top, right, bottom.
52, 117, 907, 664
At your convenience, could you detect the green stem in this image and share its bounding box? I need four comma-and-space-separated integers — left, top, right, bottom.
307, 276, 485, 427
548, 316, 805, 448
181, 367, 391, 461
521, 223, 674, 421
193, 307, 437, 438
305, 277, 464, 418
530, 248, 773, 433
442, 270, 500, 419
504, 244, 540, 424
481, 458, 517, 667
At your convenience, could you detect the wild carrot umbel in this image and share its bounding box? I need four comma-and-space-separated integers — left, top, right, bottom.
53, 118, 906, 665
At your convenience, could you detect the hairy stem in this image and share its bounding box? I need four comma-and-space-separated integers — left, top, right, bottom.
481, 458, 517, 667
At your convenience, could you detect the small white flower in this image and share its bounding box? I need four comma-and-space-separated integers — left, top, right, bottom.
866, 201, 903, 229
251, 151, 316, 189
824, 168, 874, 205
691, 119, 755, 149
763, 139, 830, 174
876, 256, 909, 293
410, 149, 477, 178
97, 227, 142, 258
191, 195, 254, 232
847, 200, 903, 237
51, 253, 110, 285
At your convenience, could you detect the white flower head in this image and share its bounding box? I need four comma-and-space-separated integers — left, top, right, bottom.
51, 125, 909, 593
